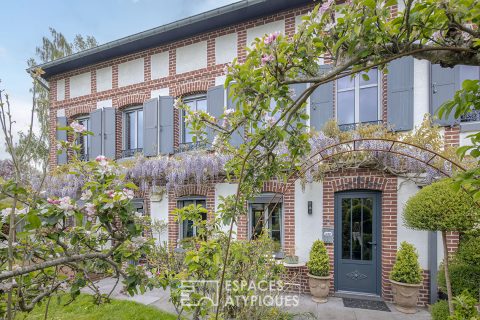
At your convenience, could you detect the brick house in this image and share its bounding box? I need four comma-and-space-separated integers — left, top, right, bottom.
33, 0, 479, 306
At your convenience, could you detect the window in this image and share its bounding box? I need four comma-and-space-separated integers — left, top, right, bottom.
182, 94, 207, 146
76, 116, 90, 161
177, 197, 207, 239
123, 107, 143, 157
337, 68, 380, 130
249, 195, 283, 251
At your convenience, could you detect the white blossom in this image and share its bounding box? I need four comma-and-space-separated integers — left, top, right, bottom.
70, 121, 86, 133
80, 189, 93, 201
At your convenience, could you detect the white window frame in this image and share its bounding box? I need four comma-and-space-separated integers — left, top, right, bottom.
336, 69, 382, 126
248, 195, 284, 253
122, 106, 143, 155
177, 196, 207, 240
76, 115, 90, 161
181, 94, 207, 144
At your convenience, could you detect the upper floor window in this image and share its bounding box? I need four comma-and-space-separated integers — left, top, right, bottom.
177, 197, 207, 239
249, 194, 283, 252
337, 68, 380, 130
182, 94, 207, 147
76, 116, 90, 161
123, 107, 143, 157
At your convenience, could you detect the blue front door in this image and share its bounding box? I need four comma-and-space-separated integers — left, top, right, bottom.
334, 191, 381, 295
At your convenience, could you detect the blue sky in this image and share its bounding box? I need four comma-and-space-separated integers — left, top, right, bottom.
0, 0, 238, 158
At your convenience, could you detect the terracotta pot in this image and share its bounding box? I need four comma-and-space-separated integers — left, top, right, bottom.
308, 273, 331, 303
390, 279, 422, 314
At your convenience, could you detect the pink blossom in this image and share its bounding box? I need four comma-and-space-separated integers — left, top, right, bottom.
47, 198, 61, 205
263, 31, 280, 45
122, 188, 134, 200
95, 155, 108, 166
70, 121, 86, 133
58, 196, 74, 212
105, 190, 115, 198
224, 108, 235, 116
261, 54, 275, 65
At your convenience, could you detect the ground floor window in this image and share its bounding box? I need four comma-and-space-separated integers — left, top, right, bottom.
249, 194, 283, 251
177, 197, 207, 239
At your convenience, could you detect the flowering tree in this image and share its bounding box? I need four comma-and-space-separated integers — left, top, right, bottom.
178, 1, 479, 318
0, 86, 152, 320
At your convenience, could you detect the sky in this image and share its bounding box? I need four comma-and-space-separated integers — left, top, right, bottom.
0, 0, 239, 159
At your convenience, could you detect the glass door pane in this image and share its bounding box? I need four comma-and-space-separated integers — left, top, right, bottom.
341, 197, 374, 261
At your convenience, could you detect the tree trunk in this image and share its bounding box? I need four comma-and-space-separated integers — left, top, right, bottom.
442, 230, 454, 315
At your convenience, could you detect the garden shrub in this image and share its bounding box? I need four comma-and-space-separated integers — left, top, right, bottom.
390, 241, 423, 284
449, 291, 480, 320
456, 235, 480, 269
307, 240, 330, 277
438, 261, 480, 297
431, 300, 450, 320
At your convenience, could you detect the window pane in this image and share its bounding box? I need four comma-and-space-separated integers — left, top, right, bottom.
196, 98, 207, 112
342, 198, 351, 259
351, 198, 362, 260
338, 76, 354, 90
251, 204, 265, 239
137, 110, 143, 149
126, 112, 137, 149
337, 91, 355, 125
359, 87, 378, 123
359, 69, 378, 86
362, 198, 373, 261
183, 110, 193, 143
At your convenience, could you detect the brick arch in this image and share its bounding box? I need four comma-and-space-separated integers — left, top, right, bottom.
114, 93, 148, 109
172, 81, 211, 97
322, 169, 401, 303
65, 104, 95, 119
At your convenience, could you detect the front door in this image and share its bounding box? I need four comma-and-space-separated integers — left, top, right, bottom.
334, 191, 381, 295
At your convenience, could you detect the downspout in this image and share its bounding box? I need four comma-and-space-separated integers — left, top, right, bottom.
428, 231, 438, 304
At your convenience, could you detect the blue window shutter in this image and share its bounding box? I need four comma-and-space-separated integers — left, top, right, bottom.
103, 107, 116, 159
207, 85, 225, 146
89, 108, 103, 160
310, 65, 334, 131
56, 116, 67, 165
387, 57, 414, 131
159, 96, 174, 155
227, 84, 244, 147
143, 98, 159, 157
289, 83, 308, 128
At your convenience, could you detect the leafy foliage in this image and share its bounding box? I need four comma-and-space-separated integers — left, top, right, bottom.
449, 291, 480, 320
390, 242, 423, 284
306, 240, 330, 277
431, 300, 450, 320
403, 179, 479, 232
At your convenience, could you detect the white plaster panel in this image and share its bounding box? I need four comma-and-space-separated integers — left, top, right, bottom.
397, 178, 431, 269
150, 192, 169, 245
96, 99, 112, 109
294, 180, 323, 263
247, 20, 285, 47
151, 88, 170, 98
56, 79, 65, 101
56, 108, 65, 117
215, 75, 227, 86
460, 131, 475, 147
118, 58, 145, 87
151, 52, 169, 79
96, 66, 112, 92
295, 15, 305, 33
215, 33, 237, 65
176, 41, 207, 74
70, 72, 91, 98
215, 183, 238, 237
413, 59, 430, 128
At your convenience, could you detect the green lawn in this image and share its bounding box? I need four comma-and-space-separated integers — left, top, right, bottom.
18, 294, 178, 320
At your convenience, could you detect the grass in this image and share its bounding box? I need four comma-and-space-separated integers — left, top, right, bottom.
18, 294, 178, 320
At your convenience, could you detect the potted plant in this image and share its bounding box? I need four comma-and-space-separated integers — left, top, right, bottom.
306, 240, 331, 303
390, 241, 423, 314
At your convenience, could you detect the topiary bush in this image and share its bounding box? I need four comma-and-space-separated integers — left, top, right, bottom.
307, 240, 330, 277
403, 178, 480, 314
456, 235, 480, 269
431, 300, 450, 320
390, 241, 423, 284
